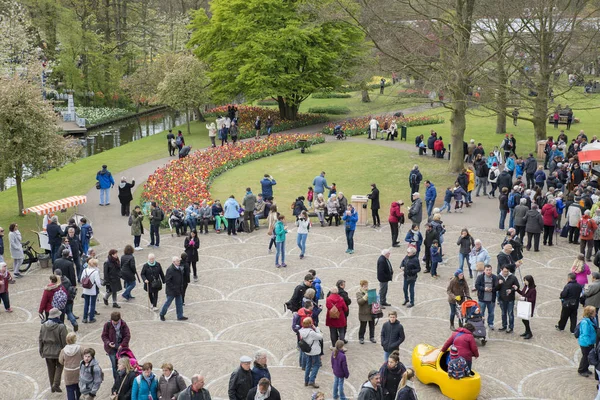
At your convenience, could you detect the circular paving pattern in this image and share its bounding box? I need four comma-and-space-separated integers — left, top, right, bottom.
2, 222, 597, 399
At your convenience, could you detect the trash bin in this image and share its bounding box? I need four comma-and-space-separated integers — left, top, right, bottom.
401, 125, 407, 141
351, 195, 369, 225
537, 140, 546, 160
38, 253, 51, 269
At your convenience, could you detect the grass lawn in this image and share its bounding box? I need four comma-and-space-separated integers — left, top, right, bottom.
0, 120, 211, 247
209, 141, 457, 222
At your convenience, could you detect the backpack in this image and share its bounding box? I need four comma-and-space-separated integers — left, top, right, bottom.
410, 172, 417, 185
588, 342, 600, 367
508, 193, 517, 208
488, 169, 498, 181
329, 305, 340, 319
81, 270, 95, 289
170, 138, 176, 148
580, 220, 591, 237
574, 321, 581, 338
128, 215, 133, 226
159, 208, 165, 221
52, 287, 68, 311
448, 355, 470, 379
85, 225, 93, 240
176, 136, 182, 146
292, 312, 302, 333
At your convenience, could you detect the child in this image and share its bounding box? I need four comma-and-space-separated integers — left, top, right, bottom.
329, 183, 337, 199
430, 240, 442, 278
405, 224, 423, 258
331, 340, 349, 400
515, 157, 524, 178
79, 348, 103, 398
0, 263, 13, 312
440, 187, 454, 213
307, 187, 314, 209
453, 183, 468, 212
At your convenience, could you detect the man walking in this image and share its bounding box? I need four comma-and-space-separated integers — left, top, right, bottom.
167, 129, 176, 156
243, 187, 257, 233
96, 164, 114, 206
380, 311, 405, 361
160, 256, 188, 321
498, 266, 519, 333
377, 249, 393, 307
39, 308, 68, 393
556, 272, 581, 333
149, 201, 164, 248
425, 180, 437, 217
475, 265, 498, 330
408, 165, 423, 194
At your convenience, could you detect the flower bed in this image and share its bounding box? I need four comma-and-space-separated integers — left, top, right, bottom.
322, 114, 445, 136
307, 106, 351, 115
311, 92, 352, 99
141, 133, 325, 212
56, 107, 134, 125
204, 106, 328, 139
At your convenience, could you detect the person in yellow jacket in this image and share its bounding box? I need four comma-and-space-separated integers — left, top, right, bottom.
467, 167, 475, 204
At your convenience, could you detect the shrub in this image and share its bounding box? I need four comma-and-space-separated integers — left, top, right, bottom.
307, 106, 351, 115
311, 92, 352, 99
257, 99, 278, 106
322, 114, 445, 136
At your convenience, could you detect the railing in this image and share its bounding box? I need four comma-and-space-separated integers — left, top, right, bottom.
61, 111, 87, 127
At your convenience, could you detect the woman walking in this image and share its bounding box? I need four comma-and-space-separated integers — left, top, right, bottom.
81, 259, 102, 323
112, 357, 137, 400
389, 200, 404, 247
517, 275, 537, 339
331, 340, 349, 400
103, 249, 122, 308
184, 230, 200, 281
274, 214, 289, 268
0, 263, 12, 312
356, 280, 375, 344
59, 332, 85, 400
140, 253, 165, 311
130, 206, 144, 251
296, 211, 311, 259
120, 245, 139, 302
342, 205, 358, 254
457, 228, 475, 277
378, 350, 405, 400
267, 205, 279, 254
577, 306, 598, 377
8, 223, 23, 278
298, 317, 323, 388
572, 254, 591, 286
314, 194, 326, 227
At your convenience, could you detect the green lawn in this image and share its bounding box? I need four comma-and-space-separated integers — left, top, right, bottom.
210, 141, 457, 221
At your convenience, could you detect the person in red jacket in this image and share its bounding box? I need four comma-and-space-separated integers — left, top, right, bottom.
541, 199, 559, 246
388, 201, 404, 247
434, 137, 445, 158
578, 210, 598, 261
440, 323, 479, 370
326, 287, 349, 347
38, 275, 63, 320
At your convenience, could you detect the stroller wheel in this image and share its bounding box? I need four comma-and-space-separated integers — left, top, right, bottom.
480, 339, 487, 346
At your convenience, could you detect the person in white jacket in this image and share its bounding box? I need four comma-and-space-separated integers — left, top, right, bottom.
488, 163, 499, 198
296, 211, 312, 259
369, 117, 379, 140
206, 122, 217, 148
298, 316, 323, 388
80, 259, 103, 323
468, 239, 491, 290
567, 202, 583, 244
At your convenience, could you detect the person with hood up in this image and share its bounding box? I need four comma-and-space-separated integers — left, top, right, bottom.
132, 362, 158, 400
378, 350, 406, 400
157, 362, 187, 400
40, 307, 68, 393
59, 332, 84, 399
357, 370, 383, 400
96, 164, 115, 206
326, 286, 349, 346
388, 200, 404, 247
246, 378, 281, 400
117, 177, 135, 217
79, 348, 103, 398
251, 351, 271, 387
447, 270, 470, 331
342, 205, 359, 254
440, 322, 480, 370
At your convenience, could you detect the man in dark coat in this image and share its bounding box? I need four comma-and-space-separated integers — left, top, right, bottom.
556, 272, 581, 333
357, 370, 383, 400
427, 131, 437, 156
159, 256, 187, 321
408, 165, 423, 194
117, 177, 135, 217
401, 247, 421, 307
286, 274, 313, 312
54, 250, 77, 289
246, 378, 281, 400
497, 265, 520, 333
380, 311, 405, 360
368, 183, 381, 227
167, 129, 176, 156
47, 216, 64, 263
229, 356, 253, 400
377, 249, 393, 307
64, 227, 83, 281
497, 169, 513, 194
524, 153, 538, 189
496, 244, 521, 274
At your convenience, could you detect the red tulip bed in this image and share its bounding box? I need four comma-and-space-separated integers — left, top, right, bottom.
204, 105, 328, 139
322, 114, 445, 136
141, 133, 325, 213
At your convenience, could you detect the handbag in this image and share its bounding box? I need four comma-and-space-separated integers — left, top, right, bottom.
560, 223, 569, 238
95, 182, 101, 190
109, 375, 127, 400
517, 300, 532, 320
151, 278, 162, 290
476, 262, 485, 272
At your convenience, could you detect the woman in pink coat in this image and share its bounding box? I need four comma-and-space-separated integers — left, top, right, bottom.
572, 254, 591, 286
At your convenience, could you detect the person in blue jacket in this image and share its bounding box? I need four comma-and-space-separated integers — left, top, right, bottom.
505, 155, 515, 178
486, 152, 498, 169
132, 362, 158, 400
96, 164, 115, 206
425, 181, 437, 217
313, 171, 331, 197
224, 195, 240, 236
577, 306, 598, 377
260, 174, 276, 199
405, 224, 423, 258
342, 205, 358, 254
79, 218, 92, 255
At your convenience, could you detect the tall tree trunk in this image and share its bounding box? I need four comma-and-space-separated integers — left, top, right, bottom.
360, 81, 371, 102
276, 96, 299, 120
15, 166, 24, 216
194, 106, 205, 122
449, 94, 467, 172
186, 108, 191, 134
495, 53, 508, 134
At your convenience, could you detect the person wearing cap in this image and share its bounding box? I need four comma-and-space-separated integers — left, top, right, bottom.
96, 164, 115, 206
357, 370, 382, 400
407, 193, 423, 226
228, 355, 253, 399
496, 244, 521, 274
524, 203, 544, 252
39, 307, 68, 393
118, 177, 136, 217
441, 322, 479, 370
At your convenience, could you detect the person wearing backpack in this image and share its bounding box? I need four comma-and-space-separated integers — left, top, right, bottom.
149, 201, 164, 248
132, 362, 158, 400
579, 210, 598, 262
39, 307, 68, 393
556, 272, 581, 333
441, 322, 479, 371
326, 286, 349, 347
81, 258, 103, 323
408, 165, 422, 195
38, 275, 63, 320
577, 306, 598, 376
487, 162, 499, 198
298, 317, 323, 388
54, 269, 79, 332
117, 177, 135, 217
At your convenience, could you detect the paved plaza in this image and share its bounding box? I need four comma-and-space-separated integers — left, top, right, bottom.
1, 202, 598, 399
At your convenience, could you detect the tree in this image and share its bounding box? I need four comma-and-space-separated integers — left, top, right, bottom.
187, 0, 365, 120
0, 0, 36, 73
157, 54, 210, 134
0, 74, 81, 215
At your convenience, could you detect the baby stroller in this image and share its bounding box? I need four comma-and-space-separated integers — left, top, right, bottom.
459, 298, 487, 345
334, 125, 346, 140
116, 347, 143, 374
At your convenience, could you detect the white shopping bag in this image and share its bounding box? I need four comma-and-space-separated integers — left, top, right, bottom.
517, 301, 532, 320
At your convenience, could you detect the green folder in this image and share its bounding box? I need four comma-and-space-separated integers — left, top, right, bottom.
368, 288, 378, 304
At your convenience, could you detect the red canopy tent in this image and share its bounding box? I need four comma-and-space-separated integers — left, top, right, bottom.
578, 142, 600, 163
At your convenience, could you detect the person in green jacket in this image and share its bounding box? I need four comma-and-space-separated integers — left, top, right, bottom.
274, 215, 289, 268
130, 206, 144, 250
